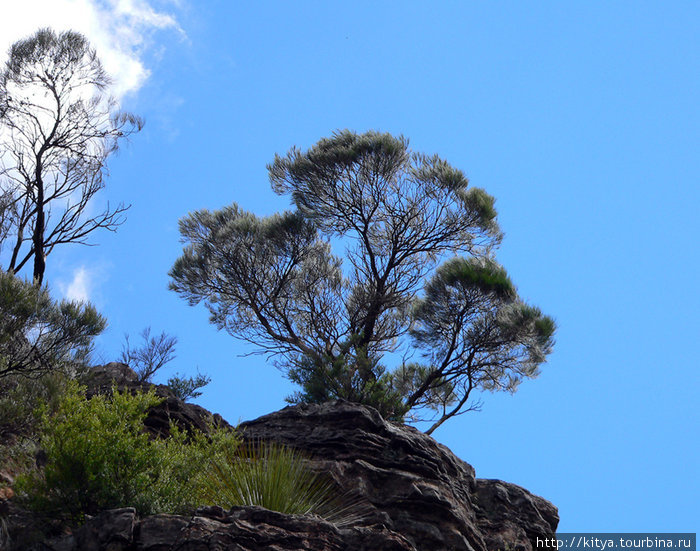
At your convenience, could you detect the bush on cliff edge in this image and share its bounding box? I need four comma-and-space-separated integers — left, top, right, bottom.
12, 381, 355, 526
14, 381, 240, 521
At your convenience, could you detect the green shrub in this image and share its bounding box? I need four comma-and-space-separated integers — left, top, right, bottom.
0, 372, 70, 439
166, 371, 211, 401
16, 382, 159, 520
14, 381, 361, 526
0, 372, 70, 486
14, 382, 240, 522
0, 271, 106, 381
147, 421, 242, 514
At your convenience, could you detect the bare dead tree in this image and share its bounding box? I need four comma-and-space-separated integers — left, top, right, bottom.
0, 28, 143, 284
120, 327, 178, 383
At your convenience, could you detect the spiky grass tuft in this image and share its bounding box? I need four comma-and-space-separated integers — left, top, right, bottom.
198, 439, 372, 527
0, 514, 9, 549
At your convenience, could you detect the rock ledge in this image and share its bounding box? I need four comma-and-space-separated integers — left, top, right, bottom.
1, 363, 558, 550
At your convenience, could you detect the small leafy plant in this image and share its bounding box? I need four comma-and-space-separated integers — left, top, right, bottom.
167, 371, 211, 401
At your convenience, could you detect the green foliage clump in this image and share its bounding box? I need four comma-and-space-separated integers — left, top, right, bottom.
286, 351, 408, 421
167, 371, 211, 401
13, 381, 354, 526
0, 271, 105, 381
0, 271, 104, 480
0, 372, 70, 485
0, 372, 69, 440
14, 382, 239, 522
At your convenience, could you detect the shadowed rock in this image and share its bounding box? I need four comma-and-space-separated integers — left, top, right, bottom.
82, 362, 231, 437
239, 400, 558, 551
2, 362, 558, 550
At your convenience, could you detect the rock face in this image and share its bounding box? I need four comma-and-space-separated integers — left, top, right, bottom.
1, 504, 415, 551
474, 479, 559, 551
239, 401, 558, 551
1, 363, 558, 551
82, 362, 232, 437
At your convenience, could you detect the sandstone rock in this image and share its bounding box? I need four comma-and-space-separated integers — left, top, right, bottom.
83, 362, 139, 387
4, 363, 558, 551
82, 362, 231, 437
474, 479, 560, 551
75, 507, 136, 551
136, 513, 190, 550
168, 506, 414, 551
1, 499, 67, 550
239, 400, 558, 551
1, 505, 413, 551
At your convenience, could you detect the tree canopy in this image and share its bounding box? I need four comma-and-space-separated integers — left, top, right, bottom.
0, 270, 105, 381
0, 28, 142, 284
170, 130, 555, 432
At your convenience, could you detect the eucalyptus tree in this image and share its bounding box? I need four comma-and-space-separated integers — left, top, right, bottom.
0, 28, 142, 284
170, 130, 555, 432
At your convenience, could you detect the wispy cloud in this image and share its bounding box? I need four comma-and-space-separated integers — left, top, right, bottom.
0, 0, 185, 99
62, 266, 93, 303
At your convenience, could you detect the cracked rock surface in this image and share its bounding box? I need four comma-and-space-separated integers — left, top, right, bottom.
1, 363, 558, 550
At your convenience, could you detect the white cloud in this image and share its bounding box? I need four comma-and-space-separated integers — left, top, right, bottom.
0, 0, 184, 99
63, 266, 93, 303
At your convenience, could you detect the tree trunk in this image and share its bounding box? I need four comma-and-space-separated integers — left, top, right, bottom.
32, 171, 46, 286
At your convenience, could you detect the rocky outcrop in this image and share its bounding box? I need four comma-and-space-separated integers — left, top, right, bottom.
1, 363, 558, 551
1, 504, 414, 551
239, 401, 558, 551
474, 479, 560, 551
82, 362, 231, 437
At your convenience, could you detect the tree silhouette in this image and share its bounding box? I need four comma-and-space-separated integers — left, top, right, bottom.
170, 130, 555, 432
0, 29, 142, 284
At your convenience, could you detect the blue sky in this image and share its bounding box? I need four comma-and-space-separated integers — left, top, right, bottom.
2, 1, 698, 533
